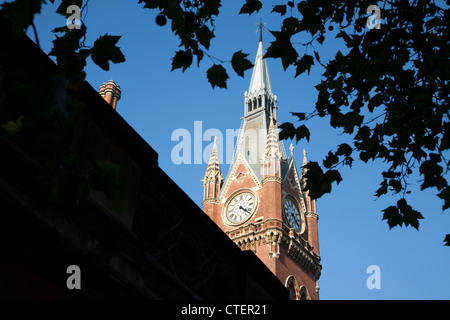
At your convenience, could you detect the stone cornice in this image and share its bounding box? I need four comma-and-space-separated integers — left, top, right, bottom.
225, 219, 321, 279
306, 211, 319, 220
261, 175, 282, 185
201, 198, 220, 206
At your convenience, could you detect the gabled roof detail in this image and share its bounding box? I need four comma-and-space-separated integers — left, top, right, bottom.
219, 152, 262, 200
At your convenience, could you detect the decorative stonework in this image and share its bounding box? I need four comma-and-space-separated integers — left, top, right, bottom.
225, 219, 321, 280
220, 154, 262, 200
287, 177, 299, 191
261, 175, 282, 185
201, 198, 220, 206
235, 172, 246, 182
306, 211, 319, 220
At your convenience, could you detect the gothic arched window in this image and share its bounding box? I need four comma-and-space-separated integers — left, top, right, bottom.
298, 285, 311, 300
285, 275, 298, 300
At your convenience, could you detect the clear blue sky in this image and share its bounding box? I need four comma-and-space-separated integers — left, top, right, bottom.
19, 0, 450, 299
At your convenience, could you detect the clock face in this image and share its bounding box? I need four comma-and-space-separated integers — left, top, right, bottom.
225, 192, 256, 225
284, 198, 301, 231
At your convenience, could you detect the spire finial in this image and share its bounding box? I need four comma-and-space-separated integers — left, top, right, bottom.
269, 112, 275, 127
256, 18, 266, 43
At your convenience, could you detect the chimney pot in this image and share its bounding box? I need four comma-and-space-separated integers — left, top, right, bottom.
98, 80, 121, 110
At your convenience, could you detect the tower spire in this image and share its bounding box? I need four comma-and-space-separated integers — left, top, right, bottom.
248, 21, 271, 96
202, 137, 223, 200
263, 113, 280, 177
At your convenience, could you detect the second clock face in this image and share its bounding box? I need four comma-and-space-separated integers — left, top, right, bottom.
284, 198, 301, 231
225, 192, 256, 225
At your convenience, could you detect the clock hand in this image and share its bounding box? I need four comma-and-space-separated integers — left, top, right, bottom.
239, 205, 250, 213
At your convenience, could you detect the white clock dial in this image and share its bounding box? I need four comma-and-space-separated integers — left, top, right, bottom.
225, 192, 256, 225
284, 198, 301, 231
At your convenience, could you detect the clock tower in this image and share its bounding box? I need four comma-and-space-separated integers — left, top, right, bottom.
202, 35, 322, 300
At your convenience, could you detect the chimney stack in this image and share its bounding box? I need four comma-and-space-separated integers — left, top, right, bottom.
98, 80, 121, 110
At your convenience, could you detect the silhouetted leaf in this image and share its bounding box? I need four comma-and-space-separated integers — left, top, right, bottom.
206, 64, 228, 88
56, 0, 82, 16
383, 199, 424, 230
272, 4, 286, 15
231, 50, 253, 77
444, 234, 450, 246
375, 179, 388, 197
295, 54, 314, 77
239, 0, 262, 15
171, 50, 193, 72
291, 112, 305, 121
1, 0, 43, 35
91, 34, 125, 71
437, 186, 450, 211
265, 30, 298, 70
336, 143, 352, 156
323, 151, 338, 169
382, 205, 403, 229
195, 26, 214, 49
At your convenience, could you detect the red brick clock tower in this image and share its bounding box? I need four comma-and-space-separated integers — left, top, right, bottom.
202, 35, 322, 300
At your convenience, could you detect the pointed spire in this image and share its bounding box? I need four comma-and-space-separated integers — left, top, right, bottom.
264, 113, 280, 177
202, 137, 223, 200
248, 34, 272, 96
289, 143, 294, 156
300, 148, 309, 188
204, 137, 222, 181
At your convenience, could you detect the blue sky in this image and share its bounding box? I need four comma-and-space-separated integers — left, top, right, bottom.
19, 0, 450, 299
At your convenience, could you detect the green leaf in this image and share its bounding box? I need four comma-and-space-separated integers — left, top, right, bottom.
231, 50, 253, 77
171, 50, 193, 72
239, 0, 262, 15
295, 54, 314, 77
91, 34, 125, 71
206, 64, 229, 89
1, 116, 24, 136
